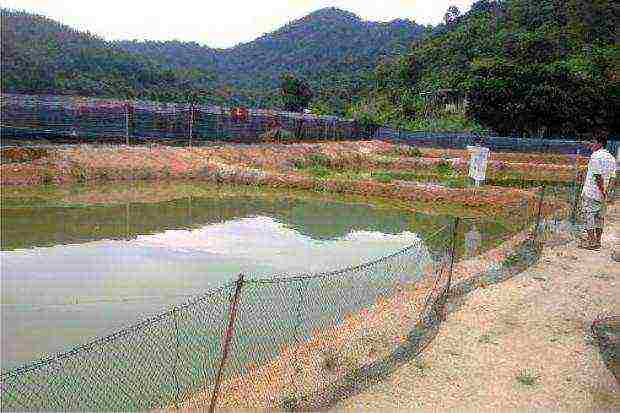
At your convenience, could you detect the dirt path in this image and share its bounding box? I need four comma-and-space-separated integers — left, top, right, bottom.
334, 203, 619, 412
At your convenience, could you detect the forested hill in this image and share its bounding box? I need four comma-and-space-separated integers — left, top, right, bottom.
115, 8, 427, 109
360, 0, 618, 136
0, 9, 213, 101
1, 7, 426, 110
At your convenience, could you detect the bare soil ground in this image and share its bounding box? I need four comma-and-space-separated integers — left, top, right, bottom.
334, 203, 619, 412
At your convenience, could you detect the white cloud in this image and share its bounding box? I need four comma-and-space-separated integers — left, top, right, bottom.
2, 0, 475, 48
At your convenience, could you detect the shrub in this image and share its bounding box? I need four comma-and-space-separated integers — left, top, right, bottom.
320, 348, 340, 372
306, 153, 332, 168
70, 166, 90, 183
1, 147, 50, 163
516, 370, 539, 386
389, 145, 422, 158
435, 160, 454, 176
371, 171, 395, 183
306, 165, 331, 178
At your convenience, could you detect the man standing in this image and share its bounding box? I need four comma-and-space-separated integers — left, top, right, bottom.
579, 135, 616, 250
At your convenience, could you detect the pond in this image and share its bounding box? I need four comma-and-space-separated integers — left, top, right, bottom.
1, 182, 511, 372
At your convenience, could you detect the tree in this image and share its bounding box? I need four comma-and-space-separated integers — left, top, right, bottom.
444, 6, 461, 26
280, 73, 313, 112
466, 61, 617, 137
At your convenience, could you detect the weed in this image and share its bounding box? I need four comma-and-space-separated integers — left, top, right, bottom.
414, 358, 430, 375
320, 348, 340, 372
442, 175, 468, 188
386, 145, 422, 158
140, 167, 156, 180
280, 393, 300, 411
330, 153, 365, 171
94, 168, 112, 181
40, 168, 55, 185
371, 170, 422, 183
371, 171, 394, 183
402, 146, 422, 157
306, 165, 331, 178
478, 332, 498, 345
504, 253, 521, 267
435, 160, 454, 176
516, 370, 539, 386
70, 166, 90, 183
306, 153, 332, 168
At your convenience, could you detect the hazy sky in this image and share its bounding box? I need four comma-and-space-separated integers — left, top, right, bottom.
2, 0, 475, 48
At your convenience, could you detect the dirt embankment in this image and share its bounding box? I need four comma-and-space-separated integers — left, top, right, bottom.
0, 141, 570, 215
334, 203, 620, 412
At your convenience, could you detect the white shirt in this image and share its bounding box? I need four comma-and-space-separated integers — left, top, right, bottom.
582, 148, 617, 201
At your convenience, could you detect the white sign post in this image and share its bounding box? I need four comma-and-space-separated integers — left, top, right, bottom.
467, 145, 490, 187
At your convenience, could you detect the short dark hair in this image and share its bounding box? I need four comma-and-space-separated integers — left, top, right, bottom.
594, 135, 608, 147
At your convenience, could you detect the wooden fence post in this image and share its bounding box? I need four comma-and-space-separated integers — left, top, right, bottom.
209, 273, 245, 413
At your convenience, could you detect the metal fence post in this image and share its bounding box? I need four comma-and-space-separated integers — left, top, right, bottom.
521, 198, 529, 232
534, 186, 546, 240
172, 308, 182, 411
448, 217, 460, 286
209, 273, 245, 413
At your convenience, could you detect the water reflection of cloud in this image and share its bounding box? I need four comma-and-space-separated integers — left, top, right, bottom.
0, 216, 430, 304
131, 216, 428, 275
1, 215, 433, 370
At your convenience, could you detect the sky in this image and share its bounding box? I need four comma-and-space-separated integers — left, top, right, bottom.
2, 0, 475, 48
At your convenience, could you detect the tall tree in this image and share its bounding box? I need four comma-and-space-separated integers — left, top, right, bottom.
280, 73, 313, 112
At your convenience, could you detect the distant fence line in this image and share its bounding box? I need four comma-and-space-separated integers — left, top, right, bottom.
0, 182, 578, 411
0, 93, 371, 144
1, 93, 618, 155
375, 127, 618, 156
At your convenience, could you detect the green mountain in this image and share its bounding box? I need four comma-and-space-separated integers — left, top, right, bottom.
1, 7, 426, 112
0, 9, 214, 101
116, 8, 427, 110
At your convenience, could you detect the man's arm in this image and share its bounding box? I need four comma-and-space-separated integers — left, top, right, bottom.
594, 174, 607, 199
608, 176, 616, 203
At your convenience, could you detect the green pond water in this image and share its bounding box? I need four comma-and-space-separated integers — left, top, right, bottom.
1, 183, 511, 373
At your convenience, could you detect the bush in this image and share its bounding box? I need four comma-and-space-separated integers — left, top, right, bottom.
1, 147, 49, 163
516, 370, 539, 386
435, 160, 454, 176
371, 171, 394, 183
306, 153, 332, 167
306, 165, 331, 178
389, 145, 422, 158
